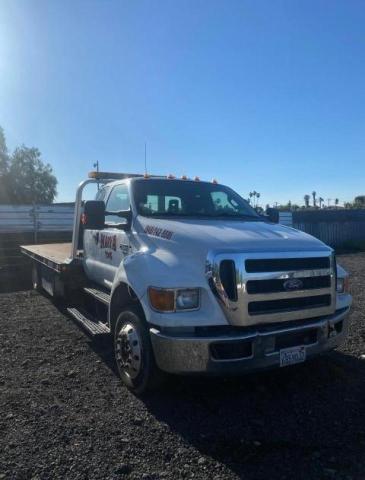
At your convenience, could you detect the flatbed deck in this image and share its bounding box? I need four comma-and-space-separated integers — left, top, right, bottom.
21, 243, 73, 271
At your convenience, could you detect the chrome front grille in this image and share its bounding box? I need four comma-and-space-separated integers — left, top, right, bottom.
247, 294, 332, 316
246, 275, 331, 294
245, 256, 330, 273
206, 251, 336, 326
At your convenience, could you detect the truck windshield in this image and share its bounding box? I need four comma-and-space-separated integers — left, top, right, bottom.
133, 179, 261, 220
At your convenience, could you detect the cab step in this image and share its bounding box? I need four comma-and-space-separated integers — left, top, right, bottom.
84, 286, 111, 305
67, 307, 110, 336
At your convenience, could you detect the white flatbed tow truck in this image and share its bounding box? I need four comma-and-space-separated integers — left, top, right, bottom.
21, 171, 352, 394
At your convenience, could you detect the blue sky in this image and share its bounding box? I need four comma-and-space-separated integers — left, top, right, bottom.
0, 0, 364, 206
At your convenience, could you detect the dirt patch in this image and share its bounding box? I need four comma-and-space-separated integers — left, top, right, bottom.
0, 254, 364, 479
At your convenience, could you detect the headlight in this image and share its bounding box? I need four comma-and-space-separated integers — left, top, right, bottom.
148, 287, 200, 312
176, 289, 200, 310
336, 276, 349, 294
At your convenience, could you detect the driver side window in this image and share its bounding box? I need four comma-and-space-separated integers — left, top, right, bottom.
105, 184, 130, 223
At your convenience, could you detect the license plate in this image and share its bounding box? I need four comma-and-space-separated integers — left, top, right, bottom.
280, 346, 306, 367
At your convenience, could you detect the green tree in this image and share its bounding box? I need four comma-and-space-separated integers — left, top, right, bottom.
354, 195, 365, 207
0, 127, 10, 203
0, 127, 8, 172
0, 126, 58, 204
312, 190, 317, 207
9, 146, 57, 204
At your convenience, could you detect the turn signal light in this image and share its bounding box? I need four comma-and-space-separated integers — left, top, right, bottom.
148, 287, 175, 312
337, 276, 350, 294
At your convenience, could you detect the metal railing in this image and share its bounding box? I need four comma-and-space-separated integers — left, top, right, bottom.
0, 204, 74, 238
0, 204, 74, 268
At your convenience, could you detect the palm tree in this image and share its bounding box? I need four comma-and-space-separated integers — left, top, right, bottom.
319, 197, 324, 208
335, 198, 339, 209
249, 191, 261, 208
312, 191, 317, 208
304, 194, 310, 208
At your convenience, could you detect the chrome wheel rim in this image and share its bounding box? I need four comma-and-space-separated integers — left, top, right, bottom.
115, 322, 142, 379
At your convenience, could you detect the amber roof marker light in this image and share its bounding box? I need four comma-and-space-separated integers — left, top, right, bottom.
88, 171, 143, 180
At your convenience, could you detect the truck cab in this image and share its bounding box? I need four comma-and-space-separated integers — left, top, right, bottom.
22, 172, 352, 394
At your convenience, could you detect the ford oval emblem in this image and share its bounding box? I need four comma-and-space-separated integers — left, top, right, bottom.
283, 278, 304, 291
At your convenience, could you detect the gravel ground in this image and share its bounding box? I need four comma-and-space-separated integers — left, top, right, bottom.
1, 253, 365, 480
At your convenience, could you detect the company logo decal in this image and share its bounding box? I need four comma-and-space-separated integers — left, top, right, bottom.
120, 244, 130, 255
283, 278, 304, 291
99, 233, 117, 251
144, 225, 173, 240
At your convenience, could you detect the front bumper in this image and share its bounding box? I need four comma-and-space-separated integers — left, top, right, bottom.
150, 307, 350, 374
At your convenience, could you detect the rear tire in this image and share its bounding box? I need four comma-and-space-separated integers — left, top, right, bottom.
114, 306, 165, 395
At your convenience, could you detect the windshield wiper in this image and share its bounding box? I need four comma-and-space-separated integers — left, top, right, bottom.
142, 212, 261, 220
212, 212, 261, 220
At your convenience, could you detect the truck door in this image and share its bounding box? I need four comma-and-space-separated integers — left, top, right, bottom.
84, 183, 131, 288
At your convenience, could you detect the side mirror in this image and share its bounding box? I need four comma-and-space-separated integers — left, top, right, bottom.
105, 210, 132, 230
266, 208, 279, 223
83, 200, 105, 229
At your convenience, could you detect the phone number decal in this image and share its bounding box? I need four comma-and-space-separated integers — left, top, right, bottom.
144, 225, 174, 240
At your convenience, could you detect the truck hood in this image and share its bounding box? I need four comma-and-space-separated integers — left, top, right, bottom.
134, 216, 330, 256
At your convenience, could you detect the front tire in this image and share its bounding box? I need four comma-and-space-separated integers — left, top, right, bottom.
114, 306, 165, 395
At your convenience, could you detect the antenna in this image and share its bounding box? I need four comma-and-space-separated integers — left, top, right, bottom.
144, 143, 147, 176
93, 160, 100, 190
